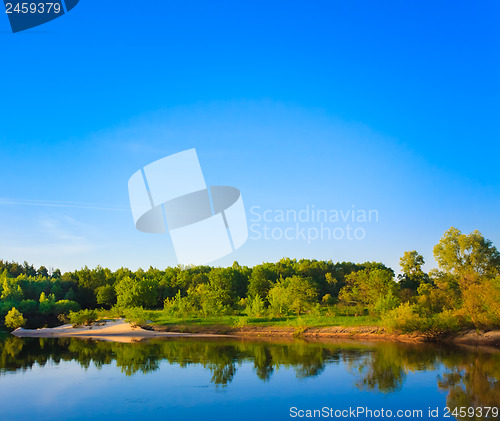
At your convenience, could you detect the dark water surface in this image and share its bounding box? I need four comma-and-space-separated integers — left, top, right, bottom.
0, 333, 499, 421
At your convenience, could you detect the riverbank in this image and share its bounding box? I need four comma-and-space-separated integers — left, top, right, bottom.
11, 319, 232, 343
11, 318, 500, 347
150, 323, 500, 346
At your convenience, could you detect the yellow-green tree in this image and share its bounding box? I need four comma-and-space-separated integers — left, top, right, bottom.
433, 227, 500, 328
5, 307, 26, 329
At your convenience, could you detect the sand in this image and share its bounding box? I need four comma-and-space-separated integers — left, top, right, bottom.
11, 319, 231, 343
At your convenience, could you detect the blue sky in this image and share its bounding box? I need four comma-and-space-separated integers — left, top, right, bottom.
0, 1, 499, 273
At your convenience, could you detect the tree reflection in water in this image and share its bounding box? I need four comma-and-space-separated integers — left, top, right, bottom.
0, 336, 499, 416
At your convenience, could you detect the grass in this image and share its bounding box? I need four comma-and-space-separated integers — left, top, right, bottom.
142, 310, 379, 330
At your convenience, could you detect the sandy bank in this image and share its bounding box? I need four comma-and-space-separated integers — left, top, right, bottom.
11, 319, 232, 343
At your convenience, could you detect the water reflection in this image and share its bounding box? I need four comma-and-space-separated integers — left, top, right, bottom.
0, 336, 499, 418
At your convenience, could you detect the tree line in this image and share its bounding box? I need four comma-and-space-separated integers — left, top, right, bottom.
1, 226, 499, 332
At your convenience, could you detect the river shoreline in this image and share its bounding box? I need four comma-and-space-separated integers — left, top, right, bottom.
11, 319, 500, 347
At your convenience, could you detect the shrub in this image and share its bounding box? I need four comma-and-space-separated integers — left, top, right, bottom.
115, 276, 158, 309
54, 300, 81, 315
104, 306, 126, 319
0, 300, 17, 319
18, 299, 38, 315
188, 284, 232, 317
373, 290, 400, 315
460, 281, 500, 329
322, 294, 334, 305
68, 309, 98, 327
96, 285, 117, 308
431, 310, 462, 333
123, 307, 148, 326
309, 303, 322, 316
244, 294, 265, 317
382, 302, 430, 333
234, 317, 248, 328
39, 292, 56, 316
5, 307, 26, 330
268, 276, 318, 316
163, 291, 194, 318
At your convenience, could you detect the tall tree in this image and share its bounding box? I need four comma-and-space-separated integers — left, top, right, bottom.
433, 227, 500, 280
398, 251, 429, 291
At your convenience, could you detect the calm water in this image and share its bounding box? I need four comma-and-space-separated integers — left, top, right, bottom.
0, 333, 499, 421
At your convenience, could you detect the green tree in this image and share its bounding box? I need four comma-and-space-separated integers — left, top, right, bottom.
96, 285, 117, 307
398, 251, 429, 291
208, 267, 248, 304
54, 300, 81, 315
39, 292, 55, 316
68, 309, 98, 327
248, 266, 273, 300
433, 228, 500, 328
187, 283, 231, 317
37, 266, 49, 278
268, 276, 318, 316
0, 272, 24, 302
5, 307, 26, 329
64, 287, 77, 301
18, 299, 38, 315
115, 276, 158, 308
433, 227, 500, 280
245, 294, 265, 317
339, 268, 399, 314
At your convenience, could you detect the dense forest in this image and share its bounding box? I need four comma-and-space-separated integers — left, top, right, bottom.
1, 227, 499, 333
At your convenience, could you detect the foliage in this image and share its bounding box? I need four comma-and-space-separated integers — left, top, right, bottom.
373, 290, 400, 315
123, 307, 148, 326
321, 293, 334, 305
339, 268, 399, 314
244, 294, 266, 317
96, 285, 117, 308
18, 299, 38, 315
432, 228, 500, 328
115, 276, 158, 308
433, 227, 500, 280
268, 276, 318, 316
247, 265, 274, 301
398, 251, 429, 291
382, 303, 430, 333
4, 307, 26, 330
163, 291, 193, 318
39, 292, 56, 316
54, 300, 81, 315
68, 309, 98, 327
191, 283, 232, 317
1, 273, 23, 302
416, 282, 453, 315
456, 278, 500, 328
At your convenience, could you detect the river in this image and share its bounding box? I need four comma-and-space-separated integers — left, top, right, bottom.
0, 334, 498, 420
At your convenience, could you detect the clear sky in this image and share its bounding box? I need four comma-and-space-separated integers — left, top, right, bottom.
0, 1, 499, 273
